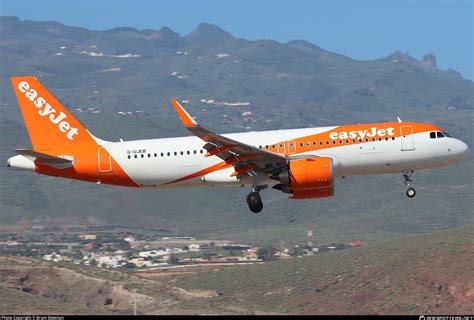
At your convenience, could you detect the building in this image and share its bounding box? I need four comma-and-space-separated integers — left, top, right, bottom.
189, 244, 201, 252
78, 234, 97, 240
244, 248, 258, 260
97, 255, 120, 268
349, 240, 367, 247
139, 250, 167, 258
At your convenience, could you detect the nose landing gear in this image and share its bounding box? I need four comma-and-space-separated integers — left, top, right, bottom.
403, 170, 416, 198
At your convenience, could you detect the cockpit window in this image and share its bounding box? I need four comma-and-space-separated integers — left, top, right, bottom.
437, 132, 445, 138
443, 132, 451, 137
430, 132, 436, 139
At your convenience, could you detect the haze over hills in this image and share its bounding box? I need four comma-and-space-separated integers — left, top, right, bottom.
0, 17, 472, 245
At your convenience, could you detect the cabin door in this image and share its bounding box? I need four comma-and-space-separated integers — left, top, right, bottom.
400, 126, 415, 151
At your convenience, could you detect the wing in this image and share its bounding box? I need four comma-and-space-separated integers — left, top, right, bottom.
170, 99, 287, 176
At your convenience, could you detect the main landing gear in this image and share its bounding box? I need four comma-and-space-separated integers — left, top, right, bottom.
403, 170, 416, 198
246, 186, 266, 213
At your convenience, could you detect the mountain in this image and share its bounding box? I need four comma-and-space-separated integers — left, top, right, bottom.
185, 22, 234, 43
0, 17, 472, 246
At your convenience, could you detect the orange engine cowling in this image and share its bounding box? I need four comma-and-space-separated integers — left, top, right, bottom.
276, 157, 335, 199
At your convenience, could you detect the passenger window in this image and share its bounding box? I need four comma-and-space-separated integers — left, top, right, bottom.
306, 142, 310, 147
346, 139, 349, 144
385, 137, 388, 141
326, 141, 330, 145
174, 152, 177, 156
141, 154, 144, 158
200, 150, 204, 154
134, 155, 137, 159
167, 152, 170, 156
372, 138, 376, 142
353, 139, 356, 143
365, 138, 369, 142
391, 137, 395, 141
300, 143, 304, 147
378, 137, 382, 141
180, 151, 184, 155
128, 155, 131, 159
333, 141, 336, 144
430, 132, 436, 139
437, 132, 445, 138
320, 141, 323, 146
272, 145, 276, 149
358, 139, 362, 143
148, 154, 151, 158
193, 150, 197, 154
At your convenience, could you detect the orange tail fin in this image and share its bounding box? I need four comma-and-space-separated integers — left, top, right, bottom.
10, 76, 96, 152
10, 76, 138, 187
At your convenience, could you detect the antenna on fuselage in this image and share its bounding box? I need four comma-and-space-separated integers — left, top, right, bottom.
397, 117, 403, 123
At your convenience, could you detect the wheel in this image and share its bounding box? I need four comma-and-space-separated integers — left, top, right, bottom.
246, 191, 263, 213
406, 187, 416, 198
246, 192, 261, 206
248, 201, 263, 213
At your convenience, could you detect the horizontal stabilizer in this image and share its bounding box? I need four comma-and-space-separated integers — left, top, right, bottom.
14, 149, 73, 168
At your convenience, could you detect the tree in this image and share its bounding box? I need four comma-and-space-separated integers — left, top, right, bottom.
203, 251, 216, 261
72, 249, 83, 260
169, 255, 180, 265
123, 262, 136, 269
116, 239, 131, 251
257, 247, 277, 261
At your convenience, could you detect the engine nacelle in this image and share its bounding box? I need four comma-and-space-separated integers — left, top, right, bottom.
276, 157, 335, 199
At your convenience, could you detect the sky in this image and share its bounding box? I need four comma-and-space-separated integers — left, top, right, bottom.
1, 0, 473, 79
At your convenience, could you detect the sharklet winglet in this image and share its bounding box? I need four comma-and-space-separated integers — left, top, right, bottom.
170, 99, 198, 127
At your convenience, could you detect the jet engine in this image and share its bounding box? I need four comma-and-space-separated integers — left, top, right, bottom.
273, 157, 334, 199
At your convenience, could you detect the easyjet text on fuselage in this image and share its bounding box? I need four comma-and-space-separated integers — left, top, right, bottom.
329, 127, 395, 140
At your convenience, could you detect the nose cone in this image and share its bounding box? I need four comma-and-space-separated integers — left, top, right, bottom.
455, 139, 469, 161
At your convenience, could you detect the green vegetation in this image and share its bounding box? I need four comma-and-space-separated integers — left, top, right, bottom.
0, 283, 108, 314
175, 224, 474, 314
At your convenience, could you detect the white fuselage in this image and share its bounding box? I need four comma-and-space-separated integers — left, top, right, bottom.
105, 126, 468, 188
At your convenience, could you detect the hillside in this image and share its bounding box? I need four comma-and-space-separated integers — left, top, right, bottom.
1, 225, 472, 314
175, 224, 474, 314
0, 16, 472, 246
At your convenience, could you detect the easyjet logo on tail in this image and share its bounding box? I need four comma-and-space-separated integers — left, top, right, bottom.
329, 127, 395, 140
18, 81, 79, 140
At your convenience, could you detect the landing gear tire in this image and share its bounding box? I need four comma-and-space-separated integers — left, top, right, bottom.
406, 187, 416, 198
402, 171, 416, 198
246, 192, 263, 213
249, 201, 263, 213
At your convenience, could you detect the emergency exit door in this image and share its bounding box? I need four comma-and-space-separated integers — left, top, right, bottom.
98, 146, 112, 172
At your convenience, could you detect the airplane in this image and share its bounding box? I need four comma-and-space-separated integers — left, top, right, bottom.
7, 76, 469, 213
